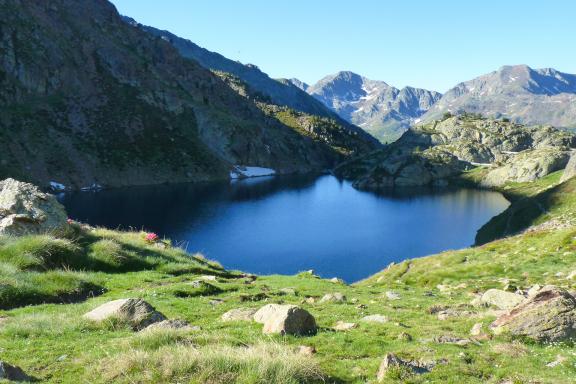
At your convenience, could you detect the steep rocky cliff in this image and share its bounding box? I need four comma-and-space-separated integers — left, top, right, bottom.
0, 0, 374, 190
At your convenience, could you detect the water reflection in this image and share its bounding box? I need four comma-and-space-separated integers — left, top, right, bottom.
60, 175, 509, 282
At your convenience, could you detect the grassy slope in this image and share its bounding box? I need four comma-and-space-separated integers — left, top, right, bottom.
1, 179, 576, 383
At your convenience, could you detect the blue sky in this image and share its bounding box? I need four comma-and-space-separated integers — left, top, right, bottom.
110, 0, 576, 92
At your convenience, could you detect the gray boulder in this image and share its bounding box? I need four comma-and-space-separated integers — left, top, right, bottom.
319, 292, 347, 303
376, 353, 435, 381
83, 298, 166, 330
479, 289, 525, 310
560, 152, 576, 182
0, 178, 68, 236
142, 319, 198, 332
490, 286, 576, 342
221, 308, 258, 322
254, 304, 317, 336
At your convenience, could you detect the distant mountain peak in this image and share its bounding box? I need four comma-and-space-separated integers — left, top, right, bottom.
307, 72, 440, 142
423, 65, 576, 127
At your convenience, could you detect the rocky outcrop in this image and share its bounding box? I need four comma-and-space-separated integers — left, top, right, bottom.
254, 304, 317, 336
376, 353, 436, 381
490, 286, 576, 342
83, 298, 165, 330
337, 115, 576, 190
479, 289, 526, 310
0, 178, 67, 236
560, 152, 576, 182
482, 148, 571, 187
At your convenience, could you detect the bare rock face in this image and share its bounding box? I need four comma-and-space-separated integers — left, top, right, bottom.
560, 152, 576, 182
490, 286, 576, 342
0, 178, 68, 236
482, 147, 571, 187
83, 298, 166, 330
254, 304, 317, 336
0, 361, 32, 381
479, 289, 525, 310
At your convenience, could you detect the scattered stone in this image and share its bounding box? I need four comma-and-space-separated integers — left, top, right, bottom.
329, 277, 345, 284
356, 304, 368, 310
253, 304, 316, 336
304, 297, 316, 304
209, 299, 224, 306
142, 319, 198, 332
83, 298, 165, 330
427, 304, 448, 314
546, 355, 567, 368
239, 292, 268, 302
470, 323, 483, 336
526, 284, 542, 297
220, 308, 257, 322
479, 289, 525, 310
398, 332, 413, 341
560, 152, 576, 182
434, 335, 472, 346
0, 361, 32, 382
278, 288, 296, 296
490, 286, 576, 342
332, 321, 357, 331
361, 314, 388, 323
437, 308, 472, 320
199, 275, 217, 281
319, 293, 346, 303
385, 291, 401, 300
0, 178, 68, 236
376, 353, 435, 381
566, 270, 576, 280
436, 284, 451, 292
56, 355, 68, 362
297, 345, 316, 356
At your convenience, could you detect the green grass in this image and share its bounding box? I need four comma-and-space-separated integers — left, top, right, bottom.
0, 176, 576, 382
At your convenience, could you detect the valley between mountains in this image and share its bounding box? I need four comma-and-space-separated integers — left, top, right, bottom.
1, 1, 576, 383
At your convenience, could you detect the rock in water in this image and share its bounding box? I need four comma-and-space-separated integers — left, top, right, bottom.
0, 178, 67, 236
254, 304, 317, 336
490, 286, 576, 342
83, 298, 166, 330
560, 152, 576, 182
0, 361, 32, 381
479, 289, 525, 310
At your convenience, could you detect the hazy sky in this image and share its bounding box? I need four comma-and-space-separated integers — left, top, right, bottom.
110, 0, 576, 92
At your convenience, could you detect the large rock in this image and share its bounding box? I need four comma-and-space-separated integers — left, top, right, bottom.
83, 298, 166, 330
482, 148, 570, 187
254, 304, 316, 336
479, 289, 525, 310
221, 308, 257, 322
560, 152, 576, 182
490, 286, 576, 342
0, 178, 68, 236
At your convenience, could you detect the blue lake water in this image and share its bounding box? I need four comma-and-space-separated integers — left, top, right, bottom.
59, 175, 509, 282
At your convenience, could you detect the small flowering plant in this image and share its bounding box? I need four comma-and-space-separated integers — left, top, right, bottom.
67, 218, 74, 225
144, 232, 159, 243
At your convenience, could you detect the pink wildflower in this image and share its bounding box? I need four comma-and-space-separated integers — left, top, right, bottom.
145, 232, 159, 243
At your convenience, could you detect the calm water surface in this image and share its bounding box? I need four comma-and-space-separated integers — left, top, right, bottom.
59, 175, 509, 282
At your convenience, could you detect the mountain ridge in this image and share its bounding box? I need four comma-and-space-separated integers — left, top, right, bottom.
304, 71, 442, 143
